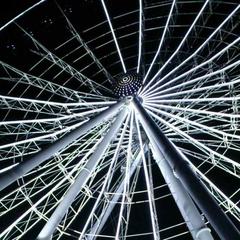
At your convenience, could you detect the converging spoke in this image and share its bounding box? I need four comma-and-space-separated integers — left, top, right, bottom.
0, 1, 240, 239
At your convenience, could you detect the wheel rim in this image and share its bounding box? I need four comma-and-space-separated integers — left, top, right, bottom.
0, 1, 239, 239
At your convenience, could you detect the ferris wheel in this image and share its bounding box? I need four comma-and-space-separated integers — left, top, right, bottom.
0, 0, 239, 239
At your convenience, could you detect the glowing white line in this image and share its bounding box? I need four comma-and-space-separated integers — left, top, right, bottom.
142, 4, 240, 97
137, 0, 143, 73
142, 0, 176, 84
101, 0, 127, 73
0, 0, 47, 32
140, 0, 210, 95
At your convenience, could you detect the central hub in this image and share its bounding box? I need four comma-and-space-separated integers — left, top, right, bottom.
113, 72, 142, 97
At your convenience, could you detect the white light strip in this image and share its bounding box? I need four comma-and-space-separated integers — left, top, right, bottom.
144, 96, 240, 103
17, 24, 111, 95
142, 3, 240, 97
135, 115, 160, 240
142, 0, 176, 84
145, 67, 240, 100
115, 110, 133, 239
0, 106, 108, 126
0, 120, 86, 150
145, 106, 240, 171
0, 164, 19, 174
192, 165, 240, 219
145, 102, 240, 119
0, 107, 108, 150
145, 102, 240, 141
137, 0, 143, 73
0, 0, 47, 32
0, 136, 104, 239
101, 0, 127, 73
79, 113, 130, 240
140, 0, 210, 95
144, 33, 240, 97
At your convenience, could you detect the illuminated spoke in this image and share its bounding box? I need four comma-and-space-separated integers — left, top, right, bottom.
101, 0, 127, 73
141, 3, 240, 97
140, 0, 210, 95
137, 0, 143, 74
144, 58, 240, 99
115, 110, 134, 239
145, 105, 240, 178
142, 0, 176, 85
135, 115, 160, 240
1, 1, 240, 239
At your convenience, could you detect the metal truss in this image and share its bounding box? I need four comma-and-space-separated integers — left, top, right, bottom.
0, 1, 240, 240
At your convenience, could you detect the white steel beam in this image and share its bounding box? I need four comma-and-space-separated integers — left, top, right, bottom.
149, 138, 213, 240
0, 0, 47, 31
144, 102, 240, 121
145, 96, 240, 104
132, 97, 240, 239
0, 60, 80, 101
137, 0, 143, 73
37, 107, 128, 240
16, 24, 109, 95
135, 117, 160, 240
0, 101, 126, 191
101, 0, 127, 73
144, 58, 240, 99
140, 0, 210, 95
144, 105, 240, 178
79, 112, 130, 239
85, 150, 143, 240
142, 0, 176, 84
55, 2, 113, 83
144, 103, 240, 141
115, 110, 134, 239
143, 34, 240, 97
141, 4, 240, 97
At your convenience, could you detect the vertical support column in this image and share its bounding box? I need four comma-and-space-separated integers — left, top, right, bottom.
0, 100, 125, 191
86, 151, 143, 240
133, 97, 240, 240
37, 107, 128, 240
150, 140, 213, 240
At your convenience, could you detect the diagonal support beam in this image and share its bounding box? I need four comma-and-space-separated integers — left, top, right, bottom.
137, 0, 144, 74
0, 100, 126, 192
0, 60, 80, 101
135, 119, 160, 240
101, 0, 127, 73
16, 24, 111, 95
132, 97, 240, 240
149, 139, 213, 240
37, 107, 128, 240
79, 112, 130, 240
85, 150, 143, 240
115, 109, 134, 240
